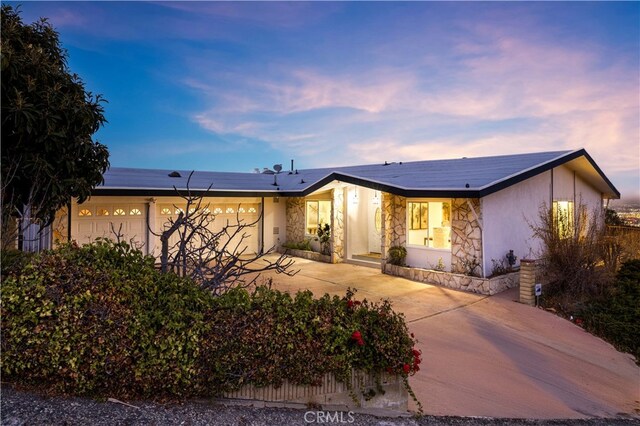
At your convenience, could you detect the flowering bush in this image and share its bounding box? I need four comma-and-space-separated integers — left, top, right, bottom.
1, 241, 422, 410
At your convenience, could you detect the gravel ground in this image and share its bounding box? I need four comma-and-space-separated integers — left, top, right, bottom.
2, 386, 639, 426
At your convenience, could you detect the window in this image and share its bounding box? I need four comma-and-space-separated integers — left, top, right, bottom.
113, 208, 126, 216
130, 208, 142, 216
407, 201, 451, 249
78, 209, 92, 217
96, 208, 109, 216
552, 200, 574, 238
248, 207, 257, 213
238, 207, 246, 213
161, 207, 172, 215
306, 200, 331, 235
226, 207, 235, 214
213, 207, 223, 214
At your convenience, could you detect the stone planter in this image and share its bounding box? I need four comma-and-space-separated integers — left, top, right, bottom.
282, 248, 332, 264
384, 264, 518, 295
221, 370, 407, 412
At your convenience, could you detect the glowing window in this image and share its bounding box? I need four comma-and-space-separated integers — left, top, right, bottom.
161, 207, 172, 215
407, 201, 451, 249
113, 208, 126, 216
202, 207, 211, 214
306, 200, 331, 235
97, 208, 109, 216
226, 207, 235, 214
175, 208, 184, 215
248, 207, 257, 213
130, 208, 142, 216
189, 208, 196, 214
78, 209, 92, 217
213, 207, 223, 214
553, 200, 574, 238
238, 207, 246, 213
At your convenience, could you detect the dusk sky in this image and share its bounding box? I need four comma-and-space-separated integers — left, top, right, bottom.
11, 1, 640, 201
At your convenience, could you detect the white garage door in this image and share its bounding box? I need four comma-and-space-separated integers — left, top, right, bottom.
158, 203, 260, 255
75, 204, 147, 248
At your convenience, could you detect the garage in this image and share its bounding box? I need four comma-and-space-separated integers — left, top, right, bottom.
74, 202, 147, 248
71, 196, 262, 257
157, 200, 261, 255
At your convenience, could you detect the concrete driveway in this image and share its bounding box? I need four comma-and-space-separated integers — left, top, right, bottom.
259, 256, 640, 419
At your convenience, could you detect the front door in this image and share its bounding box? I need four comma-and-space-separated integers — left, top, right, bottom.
368, 192, 382, 253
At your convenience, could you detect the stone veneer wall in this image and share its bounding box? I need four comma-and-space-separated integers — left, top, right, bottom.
285, 197, 305, 244
330, 189, 345, 263
384, 264, 518, 295
381, 193, 406, 267
451, 198, 483, 277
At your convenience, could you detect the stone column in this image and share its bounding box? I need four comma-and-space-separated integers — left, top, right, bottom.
286, 197, 305, 244
519, 259, 536, 306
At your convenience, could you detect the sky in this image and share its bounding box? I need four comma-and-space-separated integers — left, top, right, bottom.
9, 1, 640, 201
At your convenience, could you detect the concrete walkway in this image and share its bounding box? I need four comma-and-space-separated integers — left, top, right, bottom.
259, 256, 640, 419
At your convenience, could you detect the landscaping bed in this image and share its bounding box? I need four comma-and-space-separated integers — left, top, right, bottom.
1, 241, 421, 409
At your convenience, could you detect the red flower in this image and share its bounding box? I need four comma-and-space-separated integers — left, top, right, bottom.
403, 363, 411, 374
575, 318, 583, 326
356, 338, 365, 346
412, 348, 421, 357
347, 300, 354, 308
351, 331, 362, 340
413, 364, 420, 372
353, 300, 362, 306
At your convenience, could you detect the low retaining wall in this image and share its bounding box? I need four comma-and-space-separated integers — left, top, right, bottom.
222, 371, 407, 412
384, 264, 518, 295
282, 248, 332, 263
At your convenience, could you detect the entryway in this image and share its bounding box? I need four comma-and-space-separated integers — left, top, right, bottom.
345, 186, 383, 266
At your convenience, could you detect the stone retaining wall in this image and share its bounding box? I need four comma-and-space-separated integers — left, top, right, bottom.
283, 248, 332, 263
222, 371, 407, 412
384, 264, 518, 295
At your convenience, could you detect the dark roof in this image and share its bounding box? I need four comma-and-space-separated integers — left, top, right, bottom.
94, 149, 620, 199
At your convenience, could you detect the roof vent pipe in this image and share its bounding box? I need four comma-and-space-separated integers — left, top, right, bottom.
168, 171, 181, 178
291, 159, 294, 172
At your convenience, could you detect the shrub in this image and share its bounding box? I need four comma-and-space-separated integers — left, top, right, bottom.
0, 248, 34, 277
1, 240, 211, 397
388, 246, 407, 266
1, 241, 421, 409
530, 202, 611, 300
282, 239, 313, 251
316, 224, 331, 255
577, 260, 640, 363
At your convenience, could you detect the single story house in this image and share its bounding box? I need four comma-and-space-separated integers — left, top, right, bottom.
51, 148, 619, 295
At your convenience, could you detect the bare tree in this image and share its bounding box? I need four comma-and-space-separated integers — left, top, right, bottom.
154, 172, 297, 294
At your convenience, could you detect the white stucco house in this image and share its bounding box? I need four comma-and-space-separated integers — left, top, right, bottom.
52, 148, 619, 295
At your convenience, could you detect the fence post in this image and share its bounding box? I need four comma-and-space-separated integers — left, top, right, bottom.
519, 259, 537, 306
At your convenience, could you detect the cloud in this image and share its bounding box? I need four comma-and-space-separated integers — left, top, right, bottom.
180, 5, 637, 196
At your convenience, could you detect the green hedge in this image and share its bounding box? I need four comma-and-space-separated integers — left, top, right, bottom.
1, 240, 421, 404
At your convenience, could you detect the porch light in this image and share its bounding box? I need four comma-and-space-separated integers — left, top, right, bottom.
350, 187, 359, 204
372, 191, 381, 206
